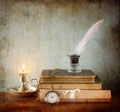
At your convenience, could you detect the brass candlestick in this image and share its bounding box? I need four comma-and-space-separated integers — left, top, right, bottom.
9, 64, 38, 97
68, 54, 81, 73
19, 73, 29, 91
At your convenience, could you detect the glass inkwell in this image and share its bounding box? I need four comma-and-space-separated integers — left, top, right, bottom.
68, 54, 81, 73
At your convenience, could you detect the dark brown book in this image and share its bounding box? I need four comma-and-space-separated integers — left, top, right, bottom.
40, 77, 95, 83
41, 69, 95, 78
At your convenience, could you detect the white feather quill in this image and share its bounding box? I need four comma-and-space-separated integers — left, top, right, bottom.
75, 19, 104, 55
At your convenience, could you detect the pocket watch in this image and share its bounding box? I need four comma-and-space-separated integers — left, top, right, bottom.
44, 91, 60, 104
44, 70, 60, 104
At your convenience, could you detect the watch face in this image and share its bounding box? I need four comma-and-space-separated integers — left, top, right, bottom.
45, 91, 60, 104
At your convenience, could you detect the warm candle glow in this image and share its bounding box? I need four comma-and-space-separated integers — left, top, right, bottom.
22, 64, 25, 72
19, 64, 28, 74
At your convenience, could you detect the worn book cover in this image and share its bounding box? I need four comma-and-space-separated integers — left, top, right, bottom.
39, 76, 102, 90
41, 69, 95, 79
38, 89, 111, 102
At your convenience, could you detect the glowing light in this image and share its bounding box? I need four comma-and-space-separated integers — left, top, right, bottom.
22, 64, 25, 72
19, 64, 28, 74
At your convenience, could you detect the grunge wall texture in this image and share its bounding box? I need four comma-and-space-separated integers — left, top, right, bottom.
0, 0, 120, 93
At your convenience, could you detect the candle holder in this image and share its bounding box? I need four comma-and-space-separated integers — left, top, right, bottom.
9, 74, 38, 97
9, 65, 38, 97
67, 54, 81, 73
19, 73, 29, 91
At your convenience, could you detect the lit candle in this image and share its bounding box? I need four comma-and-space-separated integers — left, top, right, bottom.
19, 64, 28, 91
19, 64, 28, 75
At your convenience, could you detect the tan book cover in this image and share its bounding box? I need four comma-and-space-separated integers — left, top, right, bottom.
39, 76, 102, 90
38, 89, 111, 102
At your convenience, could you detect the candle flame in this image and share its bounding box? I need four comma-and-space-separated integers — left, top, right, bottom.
22, 64, 25, 71
18, 64, 29, 74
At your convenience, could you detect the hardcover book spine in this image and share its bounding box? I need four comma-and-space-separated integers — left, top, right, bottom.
39, 83, 102, 89
40, 78, 95, 83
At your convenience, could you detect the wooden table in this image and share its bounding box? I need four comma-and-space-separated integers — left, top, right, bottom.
0, 92, 120, 112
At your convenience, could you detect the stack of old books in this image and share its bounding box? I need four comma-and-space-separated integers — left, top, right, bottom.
38, 69, 111, 102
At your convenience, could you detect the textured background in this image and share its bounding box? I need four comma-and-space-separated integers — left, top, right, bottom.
0, 0, 120, 93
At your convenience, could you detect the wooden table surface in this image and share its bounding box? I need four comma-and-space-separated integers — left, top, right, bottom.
0, 92, 120, 112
